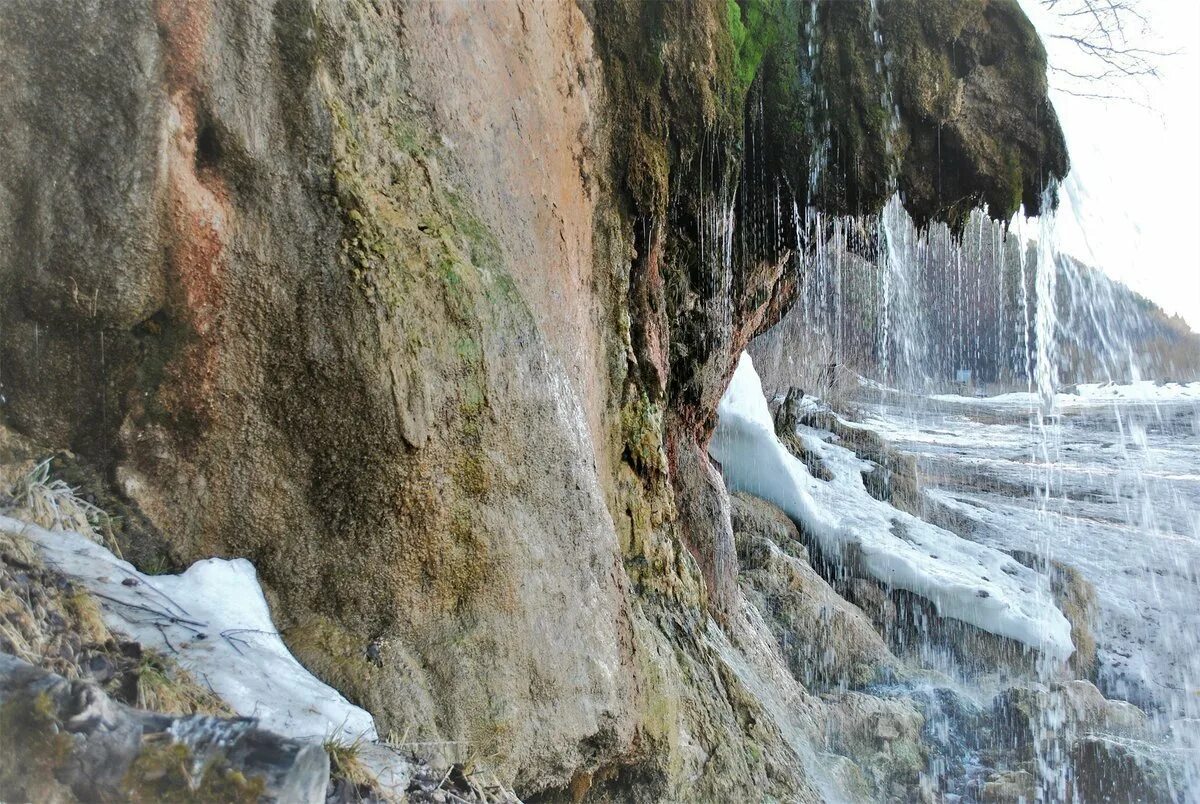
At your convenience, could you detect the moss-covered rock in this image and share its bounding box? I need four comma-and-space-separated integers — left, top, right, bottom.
883, 0, 1068, 225
0, 687, 74, 802
123, 741, 267, 803
755, 0, 1068, 225
0, 653, 327, 802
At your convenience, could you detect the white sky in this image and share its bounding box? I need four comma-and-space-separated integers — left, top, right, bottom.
1020, 0, 1200, 331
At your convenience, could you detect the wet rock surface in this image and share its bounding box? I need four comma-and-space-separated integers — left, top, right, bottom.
731, 491, 896, 690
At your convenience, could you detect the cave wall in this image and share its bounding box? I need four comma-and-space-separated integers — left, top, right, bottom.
0, 0, 1067, 797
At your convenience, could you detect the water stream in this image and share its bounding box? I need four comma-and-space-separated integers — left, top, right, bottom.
749, 188, 1200, 798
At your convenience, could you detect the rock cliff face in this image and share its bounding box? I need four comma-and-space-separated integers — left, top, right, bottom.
0, 0, 1067, 797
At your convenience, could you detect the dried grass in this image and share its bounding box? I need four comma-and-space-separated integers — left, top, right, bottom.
135, 650, 232, 717
64, 590, 111, 644
324, 733, 379, 790
12, 459, 123, 558
0, 530, 39, 567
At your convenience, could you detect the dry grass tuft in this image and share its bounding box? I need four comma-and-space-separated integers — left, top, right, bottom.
0, 591, 39, 663
324, 733, 379, 790
12, 459, 123, 557
64, 590, 111, 644
0, 530, 39, 568
134, 649, 232, 717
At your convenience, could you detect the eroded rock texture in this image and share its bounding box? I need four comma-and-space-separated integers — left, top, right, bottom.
0, 0, 1067, 796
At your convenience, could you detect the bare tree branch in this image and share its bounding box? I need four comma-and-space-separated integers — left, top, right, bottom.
1039, 0, 1178, 105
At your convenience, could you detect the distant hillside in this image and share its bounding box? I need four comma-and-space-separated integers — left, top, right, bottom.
1053, 255, 1200, 384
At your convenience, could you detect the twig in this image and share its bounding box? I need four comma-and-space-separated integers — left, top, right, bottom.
219, 627, 279, 638
221, 630, 251, 656
117, 567, 192, 618
155, 622, 177, 654
91, 591, 207, 628
117, 614, 209, 641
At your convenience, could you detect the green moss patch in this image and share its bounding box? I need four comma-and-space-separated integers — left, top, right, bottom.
0, 691, 74, 802
124, 740, 265, 803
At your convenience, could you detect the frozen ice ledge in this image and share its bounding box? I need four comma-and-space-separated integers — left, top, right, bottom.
710, 353, 1075, 661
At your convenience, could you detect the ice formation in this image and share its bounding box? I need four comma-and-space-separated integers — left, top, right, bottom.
709, 353, 1074, 660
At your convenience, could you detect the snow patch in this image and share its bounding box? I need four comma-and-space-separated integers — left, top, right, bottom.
0, 514, 376, 744
932, 380, 1200, 409
710, 353, 1074, 660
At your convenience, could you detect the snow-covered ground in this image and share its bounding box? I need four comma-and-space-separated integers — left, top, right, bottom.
710, 353, 1074, 660
0, 514, 412, 791
932, 380, 1200, 410
851, 385, 1200, 725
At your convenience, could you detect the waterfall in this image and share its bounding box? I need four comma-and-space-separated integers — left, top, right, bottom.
786, 198, 1031, 394
1034, 184, 1061, 418
879, 194, 927, 389
751, 177, 1200, 797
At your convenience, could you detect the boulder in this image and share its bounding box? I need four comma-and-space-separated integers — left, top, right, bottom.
0, 653, 329, 803
731, 492, 897, 689
1072, 734, 1182, 804
993, 679, 1149, 759
821, 691, 928, 801
980, 769, 1037, 803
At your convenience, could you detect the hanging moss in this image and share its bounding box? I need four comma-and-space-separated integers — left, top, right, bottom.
727, 0, 788, 91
